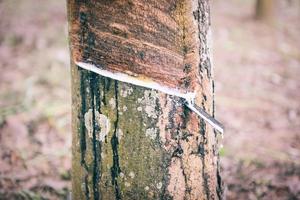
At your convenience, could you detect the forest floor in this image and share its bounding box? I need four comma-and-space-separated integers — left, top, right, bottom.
0, 0, 299, 199
212, 0, 300, 199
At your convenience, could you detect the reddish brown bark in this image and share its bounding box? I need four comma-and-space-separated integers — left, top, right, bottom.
68, 1, 201, 93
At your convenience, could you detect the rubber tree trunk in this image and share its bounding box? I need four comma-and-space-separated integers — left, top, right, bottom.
67, 0, 223, 199
255, 0, 274, 21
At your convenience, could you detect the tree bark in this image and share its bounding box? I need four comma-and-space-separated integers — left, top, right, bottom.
67, 0, 223, 199
255, 0, 274, 21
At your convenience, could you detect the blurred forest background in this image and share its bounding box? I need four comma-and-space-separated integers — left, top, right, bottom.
0, 0, 299, 199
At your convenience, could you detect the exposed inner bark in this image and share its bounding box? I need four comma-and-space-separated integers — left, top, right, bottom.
68, 0, 200, 93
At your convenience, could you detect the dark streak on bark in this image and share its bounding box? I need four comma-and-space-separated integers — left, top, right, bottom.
101, 77, 111, 107
101, 78, 107, 107
79, 69, 87, 168
89, 72, 102, 200
84, 173, 90, 200
110, 80, 122, 200
79, 69, 90, 200
79, 1, 101, 198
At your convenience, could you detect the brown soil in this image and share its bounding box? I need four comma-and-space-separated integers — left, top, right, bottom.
212, 0, 300, 199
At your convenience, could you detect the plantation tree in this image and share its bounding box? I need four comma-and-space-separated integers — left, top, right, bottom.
255, 0, 274, 21
67, 0, 223, 199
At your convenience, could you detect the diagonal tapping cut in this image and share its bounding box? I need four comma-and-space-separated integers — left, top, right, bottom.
76, 61, 224, 134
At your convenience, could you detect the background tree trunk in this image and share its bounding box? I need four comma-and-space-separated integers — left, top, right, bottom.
67, 0, 223, 199
255, 0, 274, 21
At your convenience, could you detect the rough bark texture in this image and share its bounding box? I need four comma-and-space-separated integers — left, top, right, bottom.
68, 0, 223, 199
68, 0, 205, 92
255, 0, 274, 21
